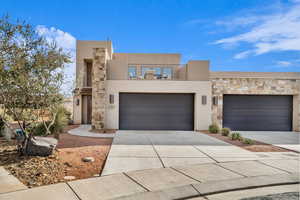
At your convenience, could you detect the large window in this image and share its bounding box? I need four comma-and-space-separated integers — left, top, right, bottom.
141, 67, 172, 79
128, 66, 137, 79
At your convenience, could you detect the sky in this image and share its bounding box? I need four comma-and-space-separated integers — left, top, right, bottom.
1, 0, 300, 93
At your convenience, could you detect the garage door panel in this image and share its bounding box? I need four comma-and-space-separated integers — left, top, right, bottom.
119, 93, 194, 130
223, 95, 292, 131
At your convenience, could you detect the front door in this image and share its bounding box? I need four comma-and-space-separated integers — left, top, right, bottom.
82, 95, 92, 124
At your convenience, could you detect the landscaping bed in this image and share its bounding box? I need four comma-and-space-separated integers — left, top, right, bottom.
0, 125, 112, 188
198, 130, 291, 152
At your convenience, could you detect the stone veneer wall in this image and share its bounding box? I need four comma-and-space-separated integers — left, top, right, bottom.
211, 78, 300, 131
92, 48, 107, 129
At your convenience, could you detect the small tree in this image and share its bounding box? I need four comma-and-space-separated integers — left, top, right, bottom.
0, 15, 70, 154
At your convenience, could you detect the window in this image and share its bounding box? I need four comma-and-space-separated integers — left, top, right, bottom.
142, 67, 163, 79
128, 66, 137, 79
162, 67, 172, 79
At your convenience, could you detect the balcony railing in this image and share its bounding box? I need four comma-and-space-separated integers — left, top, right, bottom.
128, 64, 187, 80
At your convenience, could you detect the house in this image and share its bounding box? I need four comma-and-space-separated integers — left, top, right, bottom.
73, 40, 300, 132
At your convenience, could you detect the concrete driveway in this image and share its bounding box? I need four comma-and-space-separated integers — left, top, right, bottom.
240, 131, 300, 152
102, 130, 260, 175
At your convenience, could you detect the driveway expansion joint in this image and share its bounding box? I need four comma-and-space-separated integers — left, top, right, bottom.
150, 142, 166, 168
214, 162, 248, 178
123, 172, 150, 192
192, 145, 219, 163
66, 182, 82, 200
256, 160, 293, 174
170, 167, 202, 183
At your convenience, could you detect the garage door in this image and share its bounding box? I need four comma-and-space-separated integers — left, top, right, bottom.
119, 93, 194, 130
223, 95, 293, 131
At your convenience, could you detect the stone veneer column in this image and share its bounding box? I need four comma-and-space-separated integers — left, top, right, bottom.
92, 48, 107, 129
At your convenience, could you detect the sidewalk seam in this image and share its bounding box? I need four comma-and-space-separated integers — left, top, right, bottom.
256, 160, 293, 174
123, 172, 150, 192
150, 142, 165, 168
170, 167, 202, 183
191, 145, 219, 163
214, 163, 248, 178
66, 182, 82, 200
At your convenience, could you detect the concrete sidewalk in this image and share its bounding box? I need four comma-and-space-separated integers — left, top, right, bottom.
0, 167, 27, 194
0, 159, 299, 200
102, 130, 299, 175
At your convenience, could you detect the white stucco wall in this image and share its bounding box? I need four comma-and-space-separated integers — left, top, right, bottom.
105, 80, 212, 130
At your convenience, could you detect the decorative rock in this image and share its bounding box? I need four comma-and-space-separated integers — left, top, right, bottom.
82, 157, 95, 162
64, 176, 75, 180
25, 136, 57, 156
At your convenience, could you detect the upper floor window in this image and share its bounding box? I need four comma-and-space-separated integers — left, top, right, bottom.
162, 67, 172, 80
128, 66, 137, 79
141, 66, 172, 80
85, 61, 92, 87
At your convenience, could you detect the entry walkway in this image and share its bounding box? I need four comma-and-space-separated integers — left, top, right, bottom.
68, 125, 115, 138
0, 167, 27, 194
0, 159, 299, 200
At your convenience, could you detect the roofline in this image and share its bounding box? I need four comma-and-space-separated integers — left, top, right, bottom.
210, 71, 300, 79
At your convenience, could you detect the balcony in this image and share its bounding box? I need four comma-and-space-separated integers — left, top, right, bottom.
128, 64, 187, 80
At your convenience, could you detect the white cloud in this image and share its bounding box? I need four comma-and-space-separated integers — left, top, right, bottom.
276, 61, 292, 67
214, 1, 300, 59
36, 25, 76, 96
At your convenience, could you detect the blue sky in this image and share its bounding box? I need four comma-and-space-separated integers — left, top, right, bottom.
1, 0, 300, 92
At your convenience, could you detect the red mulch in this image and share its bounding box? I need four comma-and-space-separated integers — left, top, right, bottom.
198, 130, 291, 152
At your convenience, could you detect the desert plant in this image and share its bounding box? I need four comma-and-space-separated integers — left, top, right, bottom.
243, 138, 254, 145
208, 124, 219, 133
32, 106, 68, 138
221, 128, 231, 136
230, 132, 242, 140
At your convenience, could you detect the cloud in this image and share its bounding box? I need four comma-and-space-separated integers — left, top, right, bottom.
36, 25, 76, 96
214, 1, 300, 59
276, 61, 292, 67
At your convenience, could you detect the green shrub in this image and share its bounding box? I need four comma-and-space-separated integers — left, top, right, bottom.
208, 124, 219, 133
32, 106, 68, 136
243, 138, 254, 145
230, 132, 242, 140
221, 128, 231, 136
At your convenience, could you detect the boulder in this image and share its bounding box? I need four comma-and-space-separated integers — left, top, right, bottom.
82, 157, 95, 162
25, 136, 57, 156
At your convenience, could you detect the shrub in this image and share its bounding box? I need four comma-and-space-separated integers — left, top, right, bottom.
208, 124, 219, 133
243, 138, 254, 145
32, 106, 68, 136
221, 128, 231, 136
230, 132, 242, 140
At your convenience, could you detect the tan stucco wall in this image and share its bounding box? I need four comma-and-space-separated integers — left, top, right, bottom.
108, 53, 181, 80
105, 80, 212, 130
76, 40, 112, 88
187, 60, 209, 81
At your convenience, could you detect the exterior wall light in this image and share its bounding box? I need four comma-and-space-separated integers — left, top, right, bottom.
202, 95, 207, 105
212, 96, 218, 105
76, 98, 80, 106
109, 94, 114, 104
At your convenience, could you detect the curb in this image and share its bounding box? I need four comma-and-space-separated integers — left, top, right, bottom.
113, 173, 300, 200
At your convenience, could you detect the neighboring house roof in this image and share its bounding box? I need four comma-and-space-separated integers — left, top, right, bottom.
210, 71, 300, 80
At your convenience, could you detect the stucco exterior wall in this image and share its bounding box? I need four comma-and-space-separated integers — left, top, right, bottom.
105, 80, 212, 130
211, 78, 300, 131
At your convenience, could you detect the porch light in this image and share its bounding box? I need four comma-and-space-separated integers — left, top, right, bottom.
213, 96, 218, 105
109, 94, 114, 104
202, 95, 207, 105
76, 98, 80, 106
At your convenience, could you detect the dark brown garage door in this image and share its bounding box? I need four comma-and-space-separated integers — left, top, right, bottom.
119, 93, 194, 130
223, 95, 293, 131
